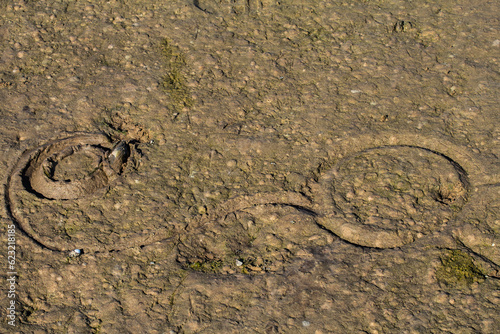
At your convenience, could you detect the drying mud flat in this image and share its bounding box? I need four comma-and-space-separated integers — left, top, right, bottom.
0, 0, 499, 333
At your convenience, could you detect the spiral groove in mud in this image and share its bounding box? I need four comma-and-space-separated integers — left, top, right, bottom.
5, 130, 494, 256
26, 137, 130, 200
5, 133, 148, 252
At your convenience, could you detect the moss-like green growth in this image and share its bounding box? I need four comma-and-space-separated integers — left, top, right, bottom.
188, 259, 223, 273
159, 39, 193, 111
436, 249, 486, 288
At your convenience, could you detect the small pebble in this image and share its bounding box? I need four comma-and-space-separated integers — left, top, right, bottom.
69, 249, 82, 257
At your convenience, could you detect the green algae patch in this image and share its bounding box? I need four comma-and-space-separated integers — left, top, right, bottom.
188, 259, 224, 274
436, 249, 486, 288
159, 39, 193, 111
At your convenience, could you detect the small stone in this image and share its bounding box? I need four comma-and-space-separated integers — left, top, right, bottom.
69, 249, 82, 257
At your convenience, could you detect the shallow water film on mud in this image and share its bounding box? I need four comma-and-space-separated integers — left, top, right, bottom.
1, 0, 499, 333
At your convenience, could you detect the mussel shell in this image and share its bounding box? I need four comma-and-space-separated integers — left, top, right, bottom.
107, 141, 130, 174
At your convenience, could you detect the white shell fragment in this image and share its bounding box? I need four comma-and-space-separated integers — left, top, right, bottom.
69, 249, 82, 257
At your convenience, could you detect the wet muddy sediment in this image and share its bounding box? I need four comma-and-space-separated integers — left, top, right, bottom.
1, 0, 499, 333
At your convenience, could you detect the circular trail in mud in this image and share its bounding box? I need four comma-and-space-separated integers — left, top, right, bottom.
26, 137, 130, 200
318, 145, 470, 248
5, 133, 174, 253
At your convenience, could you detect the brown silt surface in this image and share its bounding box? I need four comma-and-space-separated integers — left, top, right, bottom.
1, 1, 499, 333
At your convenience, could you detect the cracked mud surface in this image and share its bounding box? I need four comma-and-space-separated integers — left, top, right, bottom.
0, 1, 499, 333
